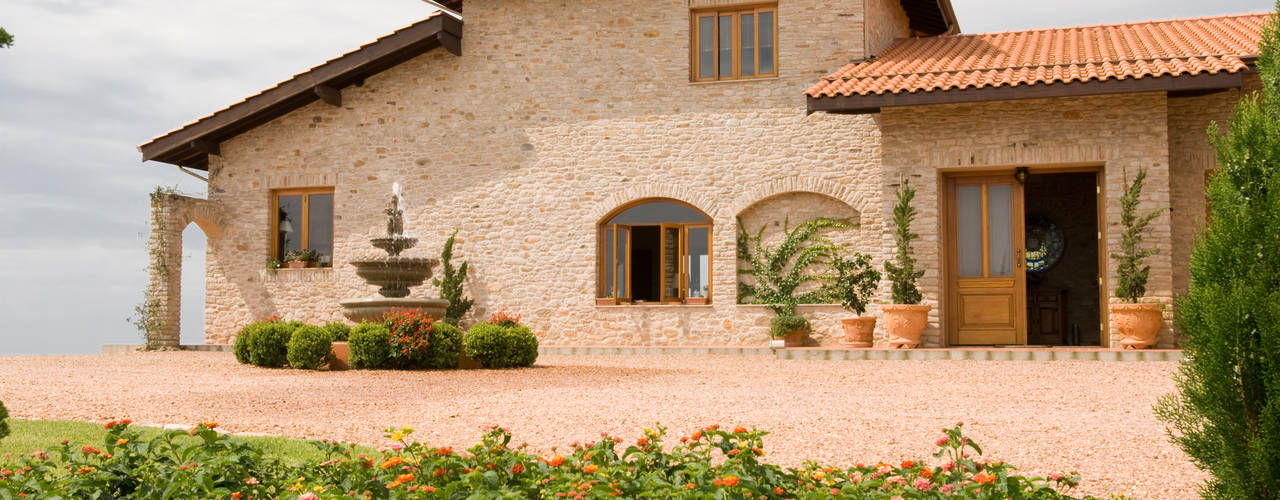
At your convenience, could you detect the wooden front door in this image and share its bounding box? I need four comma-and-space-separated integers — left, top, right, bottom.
946, 175, 1026, 345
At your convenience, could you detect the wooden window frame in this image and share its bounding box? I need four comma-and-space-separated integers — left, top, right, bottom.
690, 3, 778, 82
270, 187, 335, 267
598, 220, 713, 305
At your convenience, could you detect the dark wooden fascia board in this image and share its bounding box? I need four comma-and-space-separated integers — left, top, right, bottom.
313, 84, 342, 107
140, 15, 463, 168
806, 71, 1246, 114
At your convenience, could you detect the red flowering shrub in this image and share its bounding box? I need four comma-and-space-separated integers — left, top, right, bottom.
488, 310, 522, 328
383, 310, 463, 369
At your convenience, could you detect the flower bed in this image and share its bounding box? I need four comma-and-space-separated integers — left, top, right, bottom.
0, 420, 1104, 499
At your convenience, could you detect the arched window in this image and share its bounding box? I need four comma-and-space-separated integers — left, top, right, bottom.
599, 199, 712, 304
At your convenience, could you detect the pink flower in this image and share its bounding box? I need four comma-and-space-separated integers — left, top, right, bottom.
389, 443, 404, 451
914, 477, 934, 491
935, 437, 950, 446
299, 494, 318, 500
940, 483, 956, 493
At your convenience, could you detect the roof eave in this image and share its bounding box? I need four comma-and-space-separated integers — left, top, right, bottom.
806, 71, 1248, 114
139, 14, 463, 170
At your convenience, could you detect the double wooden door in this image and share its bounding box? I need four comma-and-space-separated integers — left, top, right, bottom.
946, 175, 1026, 345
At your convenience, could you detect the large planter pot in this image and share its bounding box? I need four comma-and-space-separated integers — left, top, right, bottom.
841, 317, 877, 348
882, 304, 931, 349
1110, 303, 1162, 350
328, 342, 349, 371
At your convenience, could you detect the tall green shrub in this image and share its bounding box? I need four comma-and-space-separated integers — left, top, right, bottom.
0, 401, 9, 441
432, 230, 473, 325
1155, 7, 1280, 498
349, 323, 392, 370
884, 180, 924, 305
1111, 169, 1163, 303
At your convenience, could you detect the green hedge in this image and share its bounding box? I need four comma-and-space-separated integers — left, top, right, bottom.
322, 322, 351, 342
349, 323, 391, 370
424, 322, 463, 369
286, 325, 332, 370
244, 322, 295, 368
464, 322, 538, 369
0, 401, 8, 441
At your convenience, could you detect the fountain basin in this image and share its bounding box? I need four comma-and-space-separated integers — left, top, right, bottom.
339, 297, 449, 324
349, 257, 438, 298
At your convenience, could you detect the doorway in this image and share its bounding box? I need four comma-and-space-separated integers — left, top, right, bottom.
945, 168, 1104, 346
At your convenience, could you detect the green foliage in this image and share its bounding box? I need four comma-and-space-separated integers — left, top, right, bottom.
286, 325, 332, 370
0, 420, 1100, 499
884, 180, 925, 305
348, 322, 392, 370
0, 401, 8, 442
464, 322, 539, 368
736, 217, 847, 317
768, 314, 810, 339
244, 321, 295, 368
1155, 8, 1280, 498
322, 322, 351, 342
424, 322, 464, 369
232, 322, 264, 364
0, 27, 13, 49
432, 230, 474, 325
283, 248, 317, 263
832, 252, 881, 315
1110, 169, 1163, 302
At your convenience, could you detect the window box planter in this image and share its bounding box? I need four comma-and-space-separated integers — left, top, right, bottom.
285, 261, 310, 269
684, 297, 709, 305
596, 297, 619, 306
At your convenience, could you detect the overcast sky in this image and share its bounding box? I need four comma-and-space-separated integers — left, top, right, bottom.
0, 0, 1270, 355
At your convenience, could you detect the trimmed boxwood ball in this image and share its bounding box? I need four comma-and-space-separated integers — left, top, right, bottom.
233, 324, 254, 364
287, 325, 332, 370
464, 322, 539, 369
349, 323, 392, 369
246, 322, 295, 367
322, 322, 351, 342
424, 322, 463, 369
0, 400, 9, 441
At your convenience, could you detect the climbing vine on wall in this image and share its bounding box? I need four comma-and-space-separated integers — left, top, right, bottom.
128, 185, 183, 350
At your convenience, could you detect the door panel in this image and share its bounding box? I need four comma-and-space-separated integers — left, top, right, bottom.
948, 175, 1025, 345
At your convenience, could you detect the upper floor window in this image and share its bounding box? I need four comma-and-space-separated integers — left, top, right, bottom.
272, 188, 334, 267
599, 199, 713, 304
691, 4, 777, 82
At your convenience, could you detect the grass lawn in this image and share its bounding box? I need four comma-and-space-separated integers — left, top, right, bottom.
2, 419, 362, 465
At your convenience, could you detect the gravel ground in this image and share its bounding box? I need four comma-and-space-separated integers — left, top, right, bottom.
0, 352, 1195, 498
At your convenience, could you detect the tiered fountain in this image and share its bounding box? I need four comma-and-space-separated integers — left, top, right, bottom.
339, 183, 449, 323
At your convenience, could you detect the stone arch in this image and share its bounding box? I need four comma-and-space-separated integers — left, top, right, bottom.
145, 194, 226, 349
589, 184, 718, 223
728, 177, 869, 218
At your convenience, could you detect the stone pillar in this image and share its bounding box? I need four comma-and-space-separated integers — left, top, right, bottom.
145, 195, 185, 349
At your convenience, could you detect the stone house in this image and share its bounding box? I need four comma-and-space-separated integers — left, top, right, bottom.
137, 0, 1270, 349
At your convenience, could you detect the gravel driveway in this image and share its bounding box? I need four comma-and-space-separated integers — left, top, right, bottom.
0, 352, 1195, 498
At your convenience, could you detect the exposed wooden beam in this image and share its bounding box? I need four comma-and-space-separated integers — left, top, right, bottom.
189, 139, 220, 156
807, 71, 1247, 114
313, 84, 342, 107
437, 31, 461, 56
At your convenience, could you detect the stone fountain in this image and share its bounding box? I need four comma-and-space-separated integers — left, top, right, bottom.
339, 183, 449, 323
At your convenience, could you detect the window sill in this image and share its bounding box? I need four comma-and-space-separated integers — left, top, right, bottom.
688, 76, 780, 85
734, 303, 843, 308
595, 303, 714, 308
260, 267, 338, 283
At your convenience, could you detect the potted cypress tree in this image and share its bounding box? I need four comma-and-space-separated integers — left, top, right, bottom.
832, 253, 881, 347
1109, 168, 1164, 349
882, 180, 929, 349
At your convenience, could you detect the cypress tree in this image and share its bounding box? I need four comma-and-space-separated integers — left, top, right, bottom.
1155, 6, 1280, 498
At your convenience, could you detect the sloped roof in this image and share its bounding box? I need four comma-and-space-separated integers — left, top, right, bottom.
140, 13, 462, 169
807, 12, 1270, 112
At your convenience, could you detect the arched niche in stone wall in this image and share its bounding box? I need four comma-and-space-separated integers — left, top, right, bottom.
735, 192, 866, 300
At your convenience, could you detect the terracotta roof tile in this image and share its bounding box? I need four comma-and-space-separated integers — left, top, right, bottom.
807, 12, 1271, 99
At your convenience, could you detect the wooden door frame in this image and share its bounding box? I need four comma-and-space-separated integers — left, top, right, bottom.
938, 164, 1108, 347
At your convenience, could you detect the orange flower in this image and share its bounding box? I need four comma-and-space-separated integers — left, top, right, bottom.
774, 487, 785, 495
974, 472, 996, 485
718, 474, 740, 487
396, 473, 414, 483
436, 446, 453, 456
734, 426, 748, 434
115, 439, 129, 446
77, 466, 94, 474
549, 455, 566, 467
81, 446, 100, 455
104, 420, 117, 430
380, 457, 405, 470
920, 468, 934, 479
204, 421, 218, 429
434, 468, 447, 477
900, 460, 914, 469
685, 483, 697, 490
510, 463, 525, 474
583, 464, 599, 473
636, 438, 649, 447
690, 431, 703, 441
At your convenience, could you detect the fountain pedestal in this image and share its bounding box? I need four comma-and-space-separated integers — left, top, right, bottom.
339, 297, 449, 324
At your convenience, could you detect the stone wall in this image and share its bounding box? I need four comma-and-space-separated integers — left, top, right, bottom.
146, 194, 224, 348
880, 93, 1177, 348
199, 0, 894, 345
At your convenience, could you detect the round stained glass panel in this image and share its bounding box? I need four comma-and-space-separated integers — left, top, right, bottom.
1025, 215, 1065, 273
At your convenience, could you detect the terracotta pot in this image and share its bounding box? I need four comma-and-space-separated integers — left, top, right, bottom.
458, 352, 483, 369
841, 316, 877, 348
1110, 303, 1162, 349
595, 298, 618, 306
781, 329, 806, 347
684, 297, 708, 305
882, 304, 931, 349
285, 261, 308, 269
328, 342, 349, 371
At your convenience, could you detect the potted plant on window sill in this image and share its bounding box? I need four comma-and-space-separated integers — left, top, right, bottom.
833, 252, 882, 348
738, 216, 848, 348
883, 180, 930, 349
283, 249, 318, 269
684, 295, 709, 305
596, 294, 619, 306
1109, 168, 1165, 350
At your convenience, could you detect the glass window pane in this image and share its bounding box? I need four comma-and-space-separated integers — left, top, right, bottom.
604, 229, 615, 296
957, 186, 982, 277
307, 193, 334, 266
616, 228, 629, 298
718, 15, 733, 77
759, 11, 774, 74
740, 13, 755, 76
607, 200, 710, 225
988, 185, 1014, 276
663, 227, 681, 299
686, 227, 709, 298
698, 16, 715, 79
276, 195, 303, 261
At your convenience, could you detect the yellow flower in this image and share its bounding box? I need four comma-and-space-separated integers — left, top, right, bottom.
391, 432, 406, 441
313, 486, 323, 492
401, 426, 414, 433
